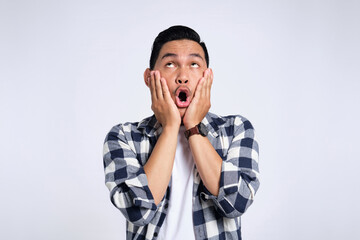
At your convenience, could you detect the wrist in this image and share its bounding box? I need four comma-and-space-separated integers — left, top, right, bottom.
184, 122, 198, 130
184, 122, 208, 139
162, 124, 180, 134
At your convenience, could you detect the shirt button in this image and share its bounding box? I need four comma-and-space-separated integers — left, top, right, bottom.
154, 232, 158, 237
164, 203, 168, 209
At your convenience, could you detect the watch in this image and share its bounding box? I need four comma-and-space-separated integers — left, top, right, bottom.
184, 122, 208, 139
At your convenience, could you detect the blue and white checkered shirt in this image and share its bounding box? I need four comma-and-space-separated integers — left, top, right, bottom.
103, 112, 260, 240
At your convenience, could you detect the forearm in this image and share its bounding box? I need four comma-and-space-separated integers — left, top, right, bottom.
144, 126, 179, 205
188, 134, 222, 196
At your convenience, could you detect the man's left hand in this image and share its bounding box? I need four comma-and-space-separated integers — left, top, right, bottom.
183, 68, 213, 129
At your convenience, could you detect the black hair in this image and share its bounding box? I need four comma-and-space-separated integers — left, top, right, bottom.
149, 25, 209, 70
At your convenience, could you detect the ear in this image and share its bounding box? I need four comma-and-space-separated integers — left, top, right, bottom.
144, 68, 151, 87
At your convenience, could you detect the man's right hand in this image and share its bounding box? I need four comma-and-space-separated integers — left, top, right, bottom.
149, 70, 181, 130
145, 70, 180, 205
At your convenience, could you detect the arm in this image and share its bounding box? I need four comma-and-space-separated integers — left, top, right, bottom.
143, 70, 181, 205
187, 134, 222, 196
144, 126, 178, 205
183, 68, 222, 195
103, 125, 158, 226
103, 71, 180, 225
204, 117, 260, 218
183, 69, 260, 217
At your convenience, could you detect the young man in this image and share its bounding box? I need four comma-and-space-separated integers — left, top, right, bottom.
103, 26, 260, 240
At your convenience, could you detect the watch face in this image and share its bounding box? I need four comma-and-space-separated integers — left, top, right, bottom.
198, 123, 208, 136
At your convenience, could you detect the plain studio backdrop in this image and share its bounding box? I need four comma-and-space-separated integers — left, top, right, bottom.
1, 0, 359, 239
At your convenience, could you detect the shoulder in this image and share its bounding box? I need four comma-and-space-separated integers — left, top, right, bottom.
206, 112, 255, 130
104, 115, 156, 142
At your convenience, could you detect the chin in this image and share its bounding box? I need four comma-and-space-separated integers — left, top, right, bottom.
178, 108, 186, 119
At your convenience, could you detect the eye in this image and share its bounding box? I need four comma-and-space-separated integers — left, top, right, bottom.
166, 62, 175, 68
191, 63, 199, 68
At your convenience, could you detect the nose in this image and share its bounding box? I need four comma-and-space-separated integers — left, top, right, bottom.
175, 68, 189, 84
176, 79, 188, 84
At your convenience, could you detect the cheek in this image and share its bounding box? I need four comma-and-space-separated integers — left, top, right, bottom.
161, 78, 176, 95
191, 73, 203, 87
191, 80, 200, 89
159, 70, 174, 82
191, 70, 205, 81
161, 72, 177, 88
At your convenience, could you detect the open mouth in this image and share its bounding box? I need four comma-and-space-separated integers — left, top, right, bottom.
178, 91, 187, 102
175, 87, 191, 108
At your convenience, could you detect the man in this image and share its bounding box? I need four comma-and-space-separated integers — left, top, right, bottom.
103, 25, 260, 240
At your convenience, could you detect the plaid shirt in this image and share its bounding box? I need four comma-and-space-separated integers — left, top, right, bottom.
103, 112, 260, 240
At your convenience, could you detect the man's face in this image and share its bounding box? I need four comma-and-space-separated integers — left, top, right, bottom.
146, 39, 208, 118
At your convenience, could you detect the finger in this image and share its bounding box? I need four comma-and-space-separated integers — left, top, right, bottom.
209, 68, 214, 93
202, 69, 209, 98
150, 71, 156, 101
194, 77, 205, 99
160, 78, 172, 101
154, 71, 164, 100
206, 68, 213, 97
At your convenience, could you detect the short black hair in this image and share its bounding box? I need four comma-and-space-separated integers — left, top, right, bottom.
149, 25, 209, 70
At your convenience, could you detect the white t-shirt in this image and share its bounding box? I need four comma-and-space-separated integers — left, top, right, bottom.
158, 126, 196, 240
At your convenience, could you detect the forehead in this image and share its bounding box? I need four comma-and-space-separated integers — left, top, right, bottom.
158, 39, 205, 60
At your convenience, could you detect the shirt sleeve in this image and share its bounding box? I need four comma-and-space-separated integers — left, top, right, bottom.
103, 124, 158, 226
201, 116, 260, 218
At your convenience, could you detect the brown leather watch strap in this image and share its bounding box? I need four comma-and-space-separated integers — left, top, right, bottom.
184, 124, 200, 139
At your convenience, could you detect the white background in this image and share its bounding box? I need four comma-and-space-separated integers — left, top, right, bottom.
1, 0, 359, 239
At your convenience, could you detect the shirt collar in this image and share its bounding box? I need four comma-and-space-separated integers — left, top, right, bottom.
137, 112, 226, 138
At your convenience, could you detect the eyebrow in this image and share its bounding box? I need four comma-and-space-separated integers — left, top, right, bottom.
161, 53, 204, 61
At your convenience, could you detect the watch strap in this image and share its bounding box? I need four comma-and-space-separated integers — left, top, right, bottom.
184, 123, 203, 139
184, 125, 200, 139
